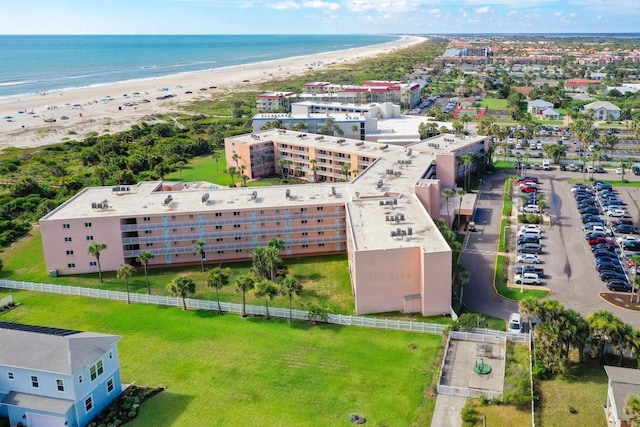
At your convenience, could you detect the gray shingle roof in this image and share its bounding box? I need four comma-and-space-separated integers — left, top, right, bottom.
605, 366, 640, 422
583, 100, 621, 111
0, 322, 120, 375
529, 99, 553, 107
1, 391, 74, 414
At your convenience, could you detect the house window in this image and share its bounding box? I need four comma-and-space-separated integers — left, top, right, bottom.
146, 243, 153, 247
217, 250, 225, 254
64, 237, 72, 242
259, 210, 264, 215
107, 378, 114, 393
319, 243, 325, 247
302, 244, 309, 248
317, 206, 324, 211
84, 222, 92, 228
67, 263, 76, 268
78, 375, 83, 383
235, 249, 242, 253
145, 230, 153, 235
97, 360, 104, 376
89, 261, 97, 267
233, 211, 240, 216
31, 376, 39, 388
7, 372, 14, 380
62, 224, 70, 229
235, 237, 241, 241
216, 238, 223, 242
66, 250, 74, 255
234, 224, 240, 228
215, 225, 222, 230
215, 212, 222, 217
57, 379, 65, 392
109, 351, 113, 359
302, 232, 308, 236
171, 215, 176, 220
143, 217, 151, 222
189, 214, 194, 219
301, 208, 307, 212
86, 235, 94, 241
301, 220, 307, 224
90, 365, 97, 381
85, 396, 93, 412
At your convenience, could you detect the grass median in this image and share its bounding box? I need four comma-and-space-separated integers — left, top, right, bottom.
2, 292, 442, 426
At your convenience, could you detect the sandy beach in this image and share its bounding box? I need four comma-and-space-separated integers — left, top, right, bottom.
0, 35, 426, 150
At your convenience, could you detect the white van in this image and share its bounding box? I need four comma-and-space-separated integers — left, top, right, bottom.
508, 313, 522, 334
542, 159, 550, 170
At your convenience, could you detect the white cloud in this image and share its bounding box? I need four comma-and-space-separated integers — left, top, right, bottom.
267, 1, 300, 9
429, 7, 441, 16
302, 0, 340, 10
475, 6, 491, 13
553, 11, 562, 16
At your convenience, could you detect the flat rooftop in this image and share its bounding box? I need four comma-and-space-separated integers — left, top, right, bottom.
43, 130, 485, 254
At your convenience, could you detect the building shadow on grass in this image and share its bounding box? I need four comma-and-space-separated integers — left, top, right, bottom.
133, 390, 194, 426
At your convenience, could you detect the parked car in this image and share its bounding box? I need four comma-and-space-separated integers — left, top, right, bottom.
633, 165, 640, 176
585, 231, 607, 240
591, 243, 617, 253
519, 225, 542, 233
582, 214, 604, 224
594, 249, 617, 258
507, 313, 522, 334
518, 229, 542, 239
519, 176, 540, 183
613, 224, 637, 234
520, 185, 537, 193
622, 241, 640, 251
606, 208, 627, 217
617, 236, 640, 246
607, 279, 632, 292
517, 243, 542, 254
599, 269, 627, 281
516, 254, 542, 264
523, 205, 541, 214
517, 236, 540, 245
610, 219, 633, 227
516, 265, 545, 276
589, 237, 615, 246
514, 273, 541, 285
580, 206, 601, 215
596, 262, 624, 273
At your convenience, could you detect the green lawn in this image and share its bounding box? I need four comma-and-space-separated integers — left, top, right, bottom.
536, 359, 608, 427
478, 98, 508, 110
164, 154, 273, 187
0, 231, 355, 313
1, 292, 441, 426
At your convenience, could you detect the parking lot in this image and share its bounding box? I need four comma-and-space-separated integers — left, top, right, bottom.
511, 167, 640, 326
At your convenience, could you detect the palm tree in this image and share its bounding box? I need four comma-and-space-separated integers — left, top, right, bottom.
234, 274, 255, 317
442, 188, 455, 228
625, 394, 640, 427
278, 276, 302, 322
88, 242, 107, 283
175, 161, 186, 182
267, 239, 284, 281
166, 276, 196, 310
600, 133, 619, 159
462, 153, 474, 190
309, 159, 318, 183
252, 246, 270, 280
193, 240, 206, 272
117, 264, 136, 304
458, 270, 470, 307
206, 267, 231, 314
587, 309, 623, 362
254, 279, 279, 319
137, 251, 154, 294
226, 166, 237, 187
212, 151, 221, 171
351, 124, 359, 139
456, 188, 465, 228
340, 163, 350, 181
232, 153, 241, 169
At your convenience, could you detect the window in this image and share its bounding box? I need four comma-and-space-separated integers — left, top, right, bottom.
235, 249, 242, 253
62, 224, 70, 229
90, 365, 97, 381
190, 227, 195, 232
217, 250, 225, 254
317, 206, 324, 211
89, 261, 97, 267
259, 210, 265, 215
86, 235, 94, 241
235, 237, 241, 241
143, 217, 151, 222
85, 396, 93, 412
189, 214, 194, 219
109, 351, 113, 359
302, 232, 308, 236
301, 220, 307, 224
84, 222, 92, 228
319, 243, 325, 247
56, 379, 65, 392
107, 378, 114, 393
172, 228, 178, 233
171, 215, 176, 220
318, 231, 324, 235
146, 243, 153, 247
8, 372, 14, 380
145, 230, 153, 235
67, 263, 76, 268
31, 376, 39, 388
276, 209, 280, 214
97, 360, 104, 376
216, 238, 223, 242
215, 212, 222, 217
301, 208, 307, 212
173, 241, 178, 246
233, 211, 240, 216
317, 219, 324, 223
215, 225, 222, 230
302, 244, 309, 248
78, 375, 83, 384
66, 250, 74, 255
234, 224, 240, 229
64, 237, 72, 242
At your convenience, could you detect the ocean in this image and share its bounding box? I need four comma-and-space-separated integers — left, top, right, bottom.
0, 34, 399, 98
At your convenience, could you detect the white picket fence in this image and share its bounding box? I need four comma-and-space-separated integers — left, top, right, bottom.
0, 279, 448, 334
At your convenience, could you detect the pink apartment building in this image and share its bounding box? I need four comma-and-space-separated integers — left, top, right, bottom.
40, 131, 489, 316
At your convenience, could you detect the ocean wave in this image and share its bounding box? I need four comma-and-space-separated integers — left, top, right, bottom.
0, 80, 36, 87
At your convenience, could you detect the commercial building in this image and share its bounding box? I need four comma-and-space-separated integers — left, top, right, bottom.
40, 131, 489, 316
255, 91, 298, 112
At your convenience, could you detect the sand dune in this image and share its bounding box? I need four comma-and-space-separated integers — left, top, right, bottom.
0, 36, 426, 150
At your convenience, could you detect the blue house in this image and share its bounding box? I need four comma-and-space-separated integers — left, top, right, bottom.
0, 322, 122, 427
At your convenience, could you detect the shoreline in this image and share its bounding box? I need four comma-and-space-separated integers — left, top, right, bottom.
0, 35, 426, 150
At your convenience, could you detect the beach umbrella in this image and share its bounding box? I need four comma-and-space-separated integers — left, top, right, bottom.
3, 116, 12, 119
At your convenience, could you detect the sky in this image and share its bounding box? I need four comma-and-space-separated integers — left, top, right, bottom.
2, 0, 640, 35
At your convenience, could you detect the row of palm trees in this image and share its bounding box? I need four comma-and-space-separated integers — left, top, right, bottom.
519, 297, 640, 375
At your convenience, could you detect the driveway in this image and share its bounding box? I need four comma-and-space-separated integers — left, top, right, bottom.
461, 170, 518, 320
